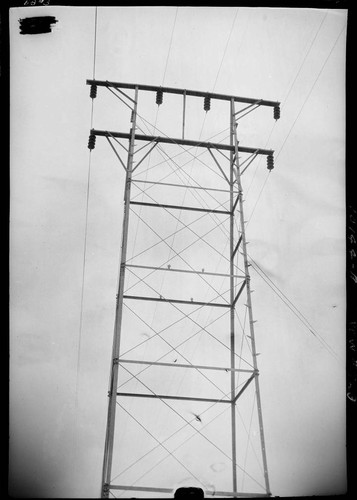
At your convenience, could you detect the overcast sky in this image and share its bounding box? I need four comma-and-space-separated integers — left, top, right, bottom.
9, 5, 347, 498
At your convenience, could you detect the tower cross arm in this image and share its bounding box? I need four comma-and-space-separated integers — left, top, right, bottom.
91, 129, 274, 156
86, 79, 280, 108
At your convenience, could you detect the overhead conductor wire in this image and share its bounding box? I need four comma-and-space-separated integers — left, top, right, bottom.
74, 4, 98, 474
248, 16, 345, 225
245, 11, 330, 225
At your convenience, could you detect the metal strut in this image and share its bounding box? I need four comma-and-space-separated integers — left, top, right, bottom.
231, 99, 271, 496
101, 87, 139, 497
87, 79, 280, 109
91, 129, 274, 156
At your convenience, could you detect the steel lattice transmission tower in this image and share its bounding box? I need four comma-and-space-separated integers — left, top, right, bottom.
86, 79, 280, 499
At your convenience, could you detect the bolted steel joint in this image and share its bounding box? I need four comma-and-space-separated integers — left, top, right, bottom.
102, 483, 110, 498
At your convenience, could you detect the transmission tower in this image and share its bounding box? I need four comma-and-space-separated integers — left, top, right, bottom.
87, 79, 280, 498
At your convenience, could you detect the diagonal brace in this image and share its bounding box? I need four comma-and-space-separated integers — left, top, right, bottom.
232, 193, 241, 214
132, 142, 158, 173
106, 136, 127, 172
232, 235, 243, 259
207, 147, 230, 184
232, 279, 247, 307
232, 373, 256, 403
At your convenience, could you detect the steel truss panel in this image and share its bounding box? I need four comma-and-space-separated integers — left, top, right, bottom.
91, 81, 275, 499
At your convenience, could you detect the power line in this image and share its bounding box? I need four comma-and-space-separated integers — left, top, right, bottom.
281, 10, 328, 107
162, 7, 179, 86
75, 4, 98, 418
276, 23, 346, 160
245, 21, 346, 226
246, 171, 271, 226
74, 4, 98, 484
211, 8, 239, 92
249, 255, 340, 361
243, 12, 332, 224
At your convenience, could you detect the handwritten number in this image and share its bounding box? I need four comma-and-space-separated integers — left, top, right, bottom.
347, 392, 356, 403
24, 0, 51, 5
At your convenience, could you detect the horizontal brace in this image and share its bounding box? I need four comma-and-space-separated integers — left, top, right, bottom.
130, 200, 230, 215
133, 178, 233, 193
126, 263, 245, 279
123, 294, 230, 308
87, 79, 280, 108
232, 279, 247, 307
91, 129, 274, 155
117, 392, 231, 403
118, 358, 256, 374
232, 235, 243, 259
109, 485, 270, 497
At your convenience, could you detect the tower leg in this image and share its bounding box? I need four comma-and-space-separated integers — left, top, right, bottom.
231, 99, 271, 496
101, 87, 139, 497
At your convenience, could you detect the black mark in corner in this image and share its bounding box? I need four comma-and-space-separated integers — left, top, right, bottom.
19, 16, 58, 35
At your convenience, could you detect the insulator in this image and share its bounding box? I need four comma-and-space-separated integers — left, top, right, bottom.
274, 104, 280, 120
90, 84, 97, 99
88, 133, 96, 150
156, 89, 163, 105
204, 96, 211, 112
267, 154, 274, 171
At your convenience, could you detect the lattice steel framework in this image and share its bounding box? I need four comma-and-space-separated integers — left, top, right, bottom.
86, 79, 280, 498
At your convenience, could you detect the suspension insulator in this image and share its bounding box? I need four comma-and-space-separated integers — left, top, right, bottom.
156, 89, 163, 105
204, 96, 211, 112
90, 83, 97, 99
88, 133, 96, 150
274, 104, 280, 120
267, 154, 274, 171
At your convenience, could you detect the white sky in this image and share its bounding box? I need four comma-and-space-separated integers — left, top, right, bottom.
9, 5, 347, 498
